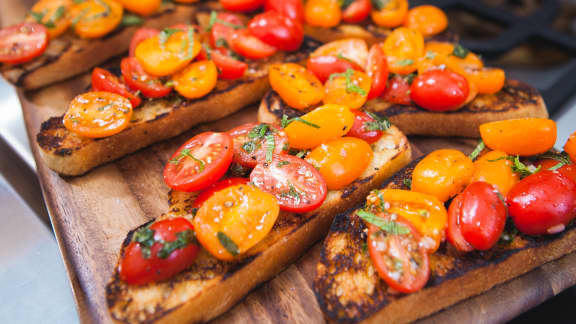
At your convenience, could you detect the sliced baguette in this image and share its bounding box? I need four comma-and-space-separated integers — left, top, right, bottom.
314, 159, 576, 324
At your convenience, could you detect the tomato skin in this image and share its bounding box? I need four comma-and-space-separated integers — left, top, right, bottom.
410, 70, 469, 112
210, 13, 244, 48
220, 0, 265, 12
269, 63, 324, 110
71, 0, 123, 39
347, 110, 384, 144
209, 49, 247, 80
121, 57, 172, 98
118, 0, 162, 17
371, 0, 408, 28
230, 29, 278, 59
564, 131, 576, 163
119, 218, 200, 285
0, 23, 48, 64
305, 0, 342, 28
342, 0, 371, 23
382, 75, 411, 105
311, 38, 368, 69
365, 44, 389, 100
537, 159, 576, 183
27, 0, 72, 39
248, 12, 303, 51
323, 69, 371, 110
447, 194, 474, 252
129, 28, 159, 57
471, 150, 519, 197
383, 27, 424, 75
173, 60, 218, 99
306, 55, 362, 83
227, 123, 288, 168
193, 177, 249, 208
92, 68, 142, 108
507, 171, 576, 235
404, 5, 448, 37
265, 0, 305, 23
480, 118, 557, 156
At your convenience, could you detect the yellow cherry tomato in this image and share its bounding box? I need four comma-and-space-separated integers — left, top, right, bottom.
70, 0, 123, 39
173, 60, 217, 99
305, 0, 341, 28
566, 131, 576, 163
283, 104, 355, 149
269, 63, 324, 110
383, 27, 424, 75
117, 0, 161, 16
307, 137, 373, 190
412, 149, 474, 202
371, 0, 408, 28
63, 91, 132, 138
324, 69, 371, 110
404, 5, 448, 37
471, 150, 519, 197
418, 42, 483, 75
28, 0, 73, 39
193, 184, 280, 261
480, 118, 557, 156
467, 68, 506, 95
135, 26, 201, 76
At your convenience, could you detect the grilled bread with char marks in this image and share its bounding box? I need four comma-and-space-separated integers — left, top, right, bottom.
314, 159, 576, 324
106, 122, 411, 323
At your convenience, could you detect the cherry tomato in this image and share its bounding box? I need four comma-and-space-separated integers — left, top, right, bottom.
365, 45, 388, 100
120, 57, 171, 99
306, 56, 362, 84
129, 28, 159, 57
92, 67, 141, 108
227, 123, 288, 168
172, 60, 217, 99
537, 159, 576, 183
508, 170, 576, 235
193, 177, 249, 208
251, 154, 327, 212
220, 0, 265, 12
283, 104, 355, 149
417, 42, 484, 80
63, 91, 133, 138
371, 0, 408, 28
207, 48, 248, 80
265, 0, 304, 23
564, 131, 576, 163
305, 0, 341, 27
342, 0, 371, 23
347, 110, 384, 144
410, 69, 469, 112
209, 12, 244, 49
248, 11, 303, 51
404, 5, 448, 37
311, 38, 368, 69
480, 118, 557, 156
229, 29, 278, 59
70, 0, 123, 39
367, 214, 429, 293
467, 68, 506, 95
118, 0, 162, 16
382, 75, 411, 105
383, 27, 424, 75
324, 68, 371, 110
27, 0, 72, 39
194, 184, 279, 260
447, 194, 474, 252
163, 132, 234, 192
269, 63, 324, 110
471, 150, 519, 197
119, 217, 200, 285
0, 23, 48, 64
412, 149, 474, 202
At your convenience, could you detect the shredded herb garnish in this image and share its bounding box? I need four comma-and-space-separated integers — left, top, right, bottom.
158, 27, 181, 48
329, 68, 367, 96
395, 59, 414, 67
403, 178, 412, 189
169, 148, 205, 172
241, 141, 258, 154
452, 43, 470, 58
248, 124, 269, 139
133, 227, 155, 259
281, 115, 321, 129
217, 231, 239, 256
280, 183, 301, 200
489, 155, 540, 177
357, 210, 410, 235
371, 0, 390, 11
339, 0, 355, 9
425, 51, 436, 60
277, 161, 290, 167
468, 140, 485, 161
536, 151, 572, 170
206, 11, 243, 32
157, 230, 195, 259
265, 134, 275, 162
294, 150, 309, 158
364, 111, 391, 131
122, 13, 143, 26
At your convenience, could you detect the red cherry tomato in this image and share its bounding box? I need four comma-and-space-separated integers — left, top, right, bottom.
382, 75, 411, 105
220, 0, 265, 12
91, 68, 141, 108
342, 0, 371, 23
211, 49, 248, 80
508, 170, 576, 235
367, 215, 430, 293
119, 217, 200, 285
163, 132, 234, 192
228, 123, 288, 168
347, 110, 384, 144
0, 22, 48, 64
250, 154, 327, 212
537, 159, 576, 183
248, 11, 303, 51
447, 194, 474, 252
410, 70, 469, 111
210, 12, 244, 49
193, 177, 249, 208
306, 55, 362, 83
365, 44, 389, 100
129, 27, 159, 57
229, 29, 278, 59
121, 57, 172, 98
265, 0, 305, 23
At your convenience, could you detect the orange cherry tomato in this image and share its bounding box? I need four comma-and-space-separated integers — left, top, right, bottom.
63, 91, 132, 138
70, 0, 123, 39
480, 118, 557, 156
371, 0, 408, 28
565, 131, 576, 163
193, 184, 280, 261
306, 137, 373, 190
404, 5, 448, 37
172, 60, 217, 99
117, 0, 162, 16
467, 68, 506, 95
383, 27, 424, 75
283, 104, 355, 149
418, 42, 484, 76
28, 0, 72, 39
471, 150, 519, 197
135, 26, 201, 76
173, 0, 200, 2
324, 69, 371, 110
305, 0, 341, 27
412, 149, 474, 202
269, 63, 324, 110
311, 38, 368, 69
366, 189, 448, 252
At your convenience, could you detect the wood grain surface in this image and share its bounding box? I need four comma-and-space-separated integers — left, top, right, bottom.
4, 1, 576, 323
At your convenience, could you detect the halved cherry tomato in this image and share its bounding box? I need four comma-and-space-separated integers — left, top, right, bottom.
27, 0, 72, 39
119, 217, 200, 285
342, 0, 371, 23
121, 57, 171, 98
283, 104, 355, 149
265, 0, 305, 23
365, 44, 389, 100
467, 68, 505, 95
371, 0, 408, 28
447, 194, 474, 252
412, 149, 474, 202
366, 214, 429, 293
305, 0, 341, 27
173, 60, 218, 99
410, 69, 469, 111
70, 0, 123, 39
306, 55, 362, 84
383, 27, 424, 75
382, 75, 411, 105
250, 154, 327, 212
194, 184, 279, 260
565, 131, 576, 163
206, 48, 248, 80
324, 68, 371, 110
347, 110, 385, 144
63, 91, 133, 138
163, 132, 234, 192
471, 150, 519, 197
209, 12, 244, 49
129, 28, 159, 57
269, 63, 324, 110
508, 170, 576, 235
227, 123, 288, 168
118, 0, 162, 16
537, 159, 576, 183
220, 0, 265, 12
404, 5, 448, 37
306, 137, 373, 190
193, 177, 249, 208
0, 23, 48, 64
229, 29, 277, 59
92, 67, 141, 107
248, 11, 303, 51
480, 118, 557, 156
311, 38, 368, 69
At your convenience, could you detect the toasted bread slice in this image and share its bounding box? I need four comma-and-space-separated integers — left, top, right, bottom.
258, 79, 548, 138
314, 159, 576, 324
106, 123, 411, 323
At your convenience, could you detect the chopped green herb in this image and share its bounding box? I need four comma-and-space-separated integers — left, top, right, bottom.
329, 68, 367, 96
468, 140, 485, 161
248, 124, 269, 139
537, 151, 572, 171
215, 38, 228, 48
71, 7, 89, 26
339, 0, 355, 9
405, 72, 417, 85
489, 155, 540, 178
73, 0, 85, 3
241, 141, 258, 154
265, 134, 275, 162
184, 27, 195, 59
295, 150, 309, 158
280, 183, 301, 199
169, 148, 205, 172
277, 161, 290, 168
52, 5, 66, 22
158, 230, 195, 259
158, 27, 181, 48
403, 178, 412, 189
357, 210, 410, 235
205, 10, 242, 32
202, 43, 212, 60
217, 231, 239, 256
164, 80, 174, 87
452, 43, 470, 59
133, 227, 155, 259
425, 51, 436, 60
364, 111, 391, 131
281, 115, 321, 129
371, 0, 390, 11
419, 209, 429, 218
97, 103, 113, 111
395, 59, 414, 67
336, 53, 355, 63
121, 13, 143, 26
30, 11, 45, 24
